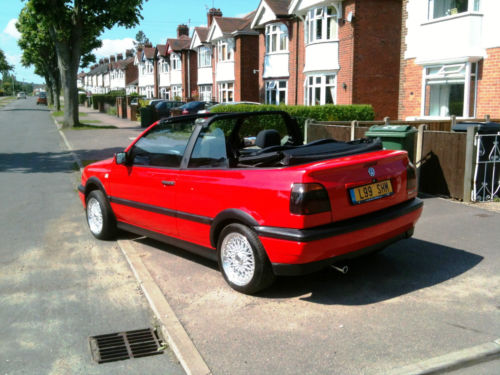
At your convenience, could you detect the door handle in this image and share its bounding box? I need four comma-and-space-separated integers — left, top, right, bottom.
162, 180, 175, 186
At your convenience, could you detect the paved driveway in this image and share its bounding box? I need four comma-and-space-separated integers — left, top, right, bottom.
129, 196, 500, 374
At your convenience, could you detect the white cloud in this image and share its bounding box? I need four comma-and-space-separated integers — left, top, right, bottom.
6, 54, 20, 66
3, 18, 21, 39
93, 38, 135, 58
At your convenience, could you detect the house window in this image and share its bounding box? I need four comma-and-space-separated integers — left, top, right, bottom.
198, 46, 212, 67
172, 85, 182, 100
199, 85, 212, 102
218, 82, 234, 103
428, 0, 480, 19
160, 88, 170, 99
305, 6, 338, 44
422, 62, 477, 117
160, 59, 169, 73
265, 80, 287, 105
217, 39, 234, 62
171, 53, 181, 71
305, 74, 336, 105
145, 61, 154, 74
265, 23, 288, 53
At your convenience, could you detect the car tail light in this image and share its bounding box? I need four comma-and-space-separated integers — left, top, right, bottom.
290, 183, 331, 215
406, 161, 417, 194
182, 109, 189, 115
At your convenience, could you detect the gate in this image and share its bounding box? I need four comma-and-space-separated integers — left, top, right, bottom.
473, 133, 500, 201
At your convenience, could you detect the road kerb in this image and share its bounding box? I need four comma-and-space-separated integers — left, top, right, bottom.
118, 239, 212, 375
387, 339, 500, 375
52, 115, 84, 172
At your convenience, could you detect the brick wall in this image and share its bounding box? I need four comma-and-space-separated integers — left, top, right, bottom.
181, 50, 198, 101
337, 0, 355, 106
353, 0, 402, 120
476, 47, 500, 118
235, 35, 259, 102
399, 58, 422, 119
258, 32, 266, 103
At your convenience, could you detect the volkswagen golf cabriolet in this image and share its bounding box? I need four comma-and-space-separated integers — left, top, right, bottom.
79, 111, 423, 294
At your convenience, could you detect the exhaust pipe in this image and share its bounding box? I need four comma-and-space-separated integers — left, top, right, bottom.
331, 265, 349, 274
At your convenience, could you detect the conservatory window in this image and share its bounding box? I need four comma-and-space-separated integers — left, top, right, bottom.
422, 62, 477, 117
265, 23, 288, 53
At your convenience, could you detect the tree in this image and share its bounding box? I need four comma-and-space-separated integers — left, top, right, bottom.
17, 4, 62, 109
0, 49, 13, 73
26, 0, 145, 127
134, 30, 150, 49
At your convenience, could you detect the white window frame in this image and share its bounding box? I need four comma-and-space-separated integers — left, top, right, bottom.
421, 62, 478, 118
198, 46, 212, 68
265, 80, 288, 105
427, 0, 480, 20
160, 87, 170, 99
199, 85, 213, 102
171, 53, 181, 71
265, 23, 288, 54
304, 74, 336, 106
171, 84, 182, 99
217, 39, 234, 62
218, 82, 234, 103
305, 6, 338, 44
160, 59, 169, 73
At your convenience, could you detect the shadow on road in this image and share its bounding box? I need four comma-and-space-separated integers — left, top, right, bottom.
1, 108, 50, 112
261, 238, 483, 304
0, 151, 75, 173
131, 236, 482, 305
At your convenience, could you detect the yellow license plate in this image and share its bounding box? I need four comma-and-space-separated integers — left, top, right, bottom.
350, 180, 393, 204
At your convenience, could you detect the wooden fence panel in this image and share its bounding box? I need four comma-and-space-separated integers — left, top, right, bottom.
419, 131, 467, 200
307, 124, 351, 142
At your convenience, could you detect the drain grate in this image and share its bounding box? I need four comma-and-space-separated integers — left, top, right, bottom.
89, 328, 164, 364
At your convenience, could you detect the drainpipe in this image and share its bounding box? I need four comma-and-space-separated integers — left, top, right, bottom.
187, 51, 191, 100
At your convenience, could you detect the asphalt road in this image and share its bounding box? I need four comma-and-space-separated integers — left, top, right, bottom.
0, 98, 184, 374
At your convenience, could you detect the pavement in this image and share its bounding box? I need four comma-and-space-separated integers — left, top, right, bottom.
55, 106, 500, 375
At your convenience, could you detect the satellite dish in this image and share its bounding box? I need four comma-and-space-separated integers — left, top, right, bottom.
346, 11, 354, 22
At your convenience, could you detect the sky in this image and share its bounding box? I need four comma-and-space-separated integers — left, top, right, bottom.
0, 0, 257, 84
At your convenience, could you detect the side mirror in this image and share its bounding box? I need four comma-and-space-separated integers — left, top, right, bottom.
115, 152, 128, 165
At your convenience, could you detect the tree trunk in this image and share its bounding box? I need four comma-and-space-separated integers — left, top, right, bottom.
44, 74, 54, 106
53, 69, 61, 111
49, 25, 81, 127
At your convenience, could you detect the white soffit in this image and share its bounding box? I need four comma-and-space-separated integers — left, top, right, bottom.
251, 1, 277, 29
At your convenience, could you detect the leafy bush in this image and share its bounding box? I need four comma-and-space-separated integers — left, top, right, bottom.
92, 94, 118, 107
209, 104, 375, 132
78, 93, 87, 104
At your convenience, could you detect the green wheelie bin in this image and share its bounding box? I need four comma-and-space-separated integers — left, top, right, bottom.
365, 125, 418, 161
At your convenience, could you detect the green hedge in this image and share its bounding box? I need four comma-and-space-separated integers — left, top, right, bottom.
78, 93, 87, 104
209, 104, 375, 132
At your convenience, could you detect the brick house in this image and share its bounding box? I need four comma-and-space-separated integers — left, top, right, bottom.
109, 50, 138, 94
134, 45, 156, 98
165, 25, 195, 101
207, 11, 260, 103
251, 0, 403, 119
399, 0, 500, 119
156, 44, 171, 99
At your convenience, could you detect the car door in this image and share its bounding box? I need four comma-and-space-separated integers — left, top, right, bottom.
109, 118, 196, 238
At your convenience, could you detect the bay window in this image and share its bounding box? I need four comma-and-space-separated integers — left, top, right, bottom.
305, 74, 336, 106
171, 53, 181, 71
160, 59, 169, 73
199, 85, 212, 102
265, 80, 287, 105
428, 0, 480, 19
218, 82, 234, 103
265, 23, 288, 53
305, 6, 338, 44
217, 39, 234, 62
422, 62, 477, 117
198, 46, 212, 67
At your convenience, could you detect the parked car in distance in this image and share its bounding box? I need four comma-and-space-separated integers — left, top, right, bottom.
37, 92, 47, 105
173, 101, 217, 116
79, 111, 423, 294
198, 101, 261, 114
16, 92, 27, 99
154, 100, 185, 119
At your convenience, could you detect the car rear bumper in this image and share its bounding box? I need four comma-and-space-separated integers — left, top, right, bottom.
256, 198, 423, 276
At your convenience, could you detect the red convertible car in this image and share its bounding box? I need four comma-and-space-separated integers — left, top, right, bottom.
79, 111, 423, 294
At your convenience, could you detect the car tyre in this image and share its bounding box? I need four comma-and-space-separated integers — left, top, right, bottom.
217, 223, 276, 294
86, 190, 116, 240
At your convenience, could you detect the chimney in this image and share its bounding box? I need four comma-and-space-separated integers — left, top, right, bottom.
98, 58, 104, 64
104, 58, 109, 64
137, 46, 143, 53
207, 8, 222, 27
144, 42, 152, 48
177, 24, 189, 37
110, 56, 116, 63
125, 49, 134, 58
117, 53, 123, 61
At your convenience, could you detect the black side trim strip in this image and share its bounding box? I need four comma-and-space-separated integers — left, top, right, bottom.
78, 184, 85, 194
117, 222, 217, 262
272, 231, 409, 276
255, 198, 423, 242
109, 196, 213, 225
